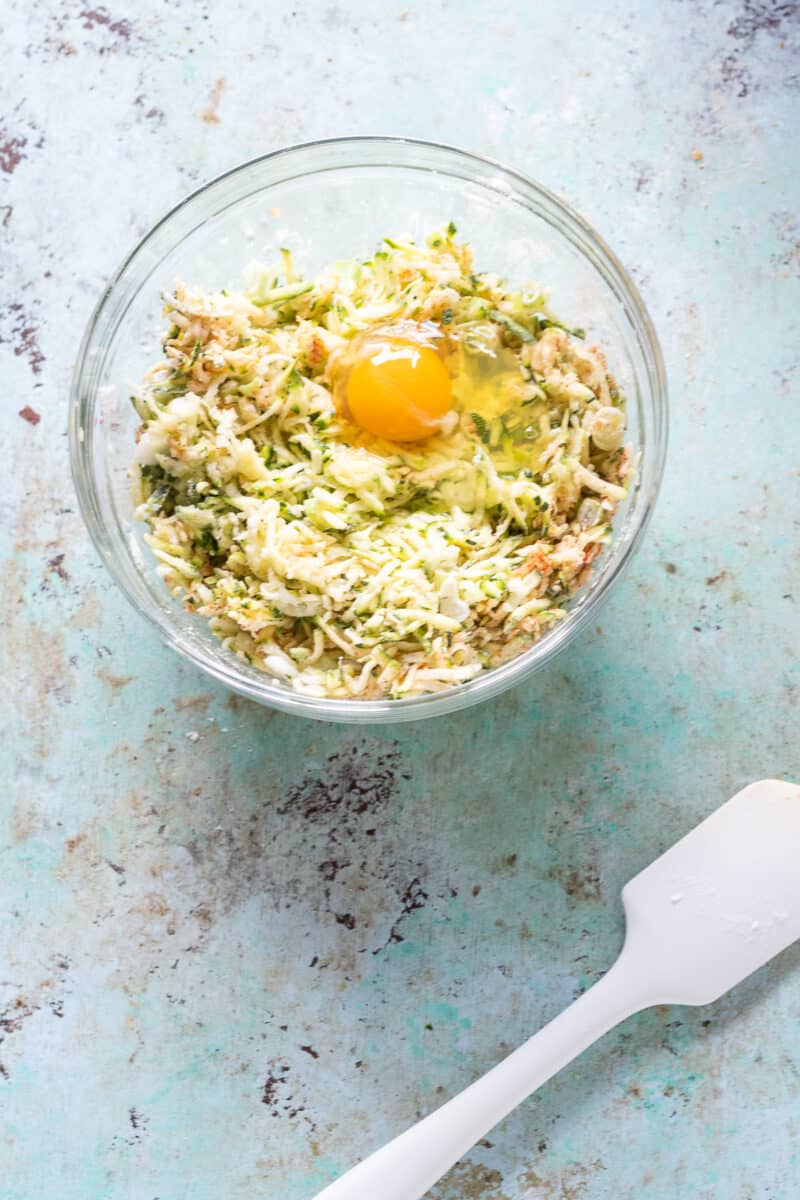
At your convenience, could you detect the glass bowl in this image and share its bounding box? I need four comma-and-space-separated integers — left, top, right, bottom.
70, 137, 667, 724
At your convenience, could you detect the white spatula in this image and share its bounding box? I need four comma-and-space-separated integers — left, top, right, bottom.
312, 779, 800, 1200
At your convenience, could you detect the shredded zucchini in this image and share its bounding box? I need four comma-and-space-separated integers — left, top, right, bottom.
131, 229, 631, 699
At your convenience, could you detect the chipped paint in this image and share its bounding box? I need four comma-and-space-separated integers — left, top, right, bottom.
2, 1, 800, 1199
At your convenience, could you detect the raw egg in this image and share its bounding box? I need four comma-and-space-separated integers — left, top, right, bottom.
341, 322, 453, 443
449, 324, 529, 421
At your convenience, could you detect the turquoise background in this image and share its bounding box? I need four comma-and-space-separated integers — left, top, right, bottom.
2, 1, 799, 1197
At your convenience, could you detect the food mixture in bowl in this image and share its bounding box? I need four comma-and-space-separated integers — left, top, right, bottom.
131, 227, 631, 699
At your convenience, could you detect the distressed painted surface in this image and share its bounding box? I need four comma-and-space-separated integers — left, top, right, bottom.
2, 1, 799, 1197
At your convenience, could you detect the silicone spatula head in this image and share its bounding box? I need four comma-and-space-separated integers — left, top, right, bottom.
621, 779, 800, 1006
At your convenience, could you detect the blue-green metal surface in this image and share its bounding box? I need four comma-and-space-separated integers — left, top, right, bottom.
2, 2, 799, 1197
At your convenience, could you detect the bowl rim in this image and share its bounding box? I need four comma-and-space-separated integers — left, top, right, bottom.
70, 134, 668, 723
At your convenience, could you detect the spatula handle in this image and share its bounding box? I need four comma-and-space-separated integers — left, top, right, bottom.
312, 950, 652, 1200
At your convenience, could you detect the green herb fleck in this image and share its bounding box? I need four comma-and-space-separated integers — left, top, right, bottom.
531, 313, 585, 339
149, 481, 175, 516
471, 412, 490, 444
199, 528, 219, 556
183, 340, 204, 372
141, 463, 166, 485
488, 308, 535, 343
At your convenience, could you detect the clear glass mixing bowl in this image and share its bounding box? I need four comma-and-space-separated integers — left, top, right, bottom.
70, 137, 667, 723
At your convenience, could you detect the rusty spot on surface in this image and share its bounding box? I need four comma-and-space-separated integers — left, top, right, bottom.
126, 1105, 149, 1144
318, 858, 344, 882
0, 957, 70, 1051
201, 78, 226, 123
174, 693, 212, 713
770, 211, 800, 276
429, 1161, 507, 1199
518, 1159, 605, 1199
12, 804, 41, 843
382, 876, 429, 948
191, 905, 213, 930
260, 1063, 307, 1121
777, 239, 800, 273
65, 833, 85, 853
727, 1, 800, 45
491, 851, 518, 874
0, 126, 27, 175
720, 52, 752, 97
633, 162, 653, 193
79, 7, 132, 39
0, 996, 35, 1038
2, 303, 45, 375
19, 405, 41, 425
142, 893, 170, 917
551, 861, 603, 902
281, 744, 402, 825
663, 561, 677, 574
133, 94, 165, 125
47, 553, 68, 582
7, 597, 74, 748
299, 1044, 319, 1059
705, 570, 728, 586
261, 1070, 283, 1107
98, 670, 134, 692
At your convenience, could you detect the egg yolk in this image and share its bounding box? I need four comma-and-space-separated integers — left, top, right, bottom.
345, 335, 452, 442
